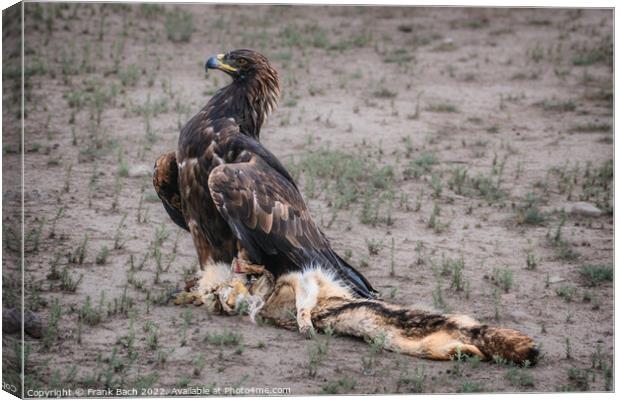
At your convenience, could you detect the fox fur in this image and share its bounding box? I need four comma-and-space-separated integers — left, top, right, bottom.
183, 261, 539, 364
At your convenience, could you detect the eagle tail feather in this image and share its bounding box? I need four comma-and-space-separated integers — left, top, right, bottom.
333, 253, 378, 299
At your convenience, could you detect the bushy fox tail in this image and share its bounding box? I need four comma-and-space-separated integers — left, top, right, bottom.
463, 324, 539, 364
311, 298, 539, 364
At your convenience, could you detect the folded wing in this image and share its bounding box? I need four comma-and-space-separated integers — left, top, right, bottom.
208, 156, 377, 298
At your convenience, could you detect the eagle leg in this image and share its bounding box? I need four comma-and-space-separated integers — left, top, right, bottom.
231, 257, 265, 275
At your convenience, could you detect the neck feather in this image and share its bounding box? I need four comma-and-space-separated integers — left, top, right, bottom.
206, 72, 279, 140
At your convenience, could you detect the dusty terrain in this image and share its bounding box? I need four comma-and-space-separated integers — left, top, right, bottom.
2, 4, 613, 395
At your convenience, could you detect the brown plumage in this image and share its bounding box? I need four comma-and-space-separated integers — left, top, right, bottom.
153, 152, 186, 231
153, 49, 376, 298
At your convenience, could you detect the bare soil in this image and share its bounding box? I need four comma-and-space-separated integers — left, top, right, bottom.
2, 4, 613, 395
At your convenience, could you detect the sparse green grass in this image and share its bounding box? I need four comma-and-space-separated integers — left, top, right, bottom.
165, 8, 194, 43
448, 166, 468, 194
517, 206, 546, 225
25, 217, 46, 253
68, 234, 89, 264
139, 3, 164, 17
113, 213, 128, 250
118, 64, 141, 87
321, 377, 356, 394
547, 215, 580, 261
307, 327, 332, 377
42, 299, 62, 349
579, 160, 612, 214
459, 380, 485, 393
372, 87, 397, 99
572, 48, 609, 66
492, 267, 513, 293
106, 286, 135, 317
566, 367, 590, 391
204, 330, 242, 346
444, 256, 465, 291
430, 173, 443, 198
396, 366, 426, 393
365, 238, 382, 256
361, 332, 385, 375
278, 23, 338, 49
60, 266, 83, 293
556, 285, 577, 302
427, 203, 449, 233
426, 102, 458, 113
511, 71, 539, 80
79, 295, 103, 326
570, 122, 611, 133
133, 373, 159, 392
95, 246, 109, 265
579, 265, 612, 286
432, 273, 447, 311
534, 98, 576, 112
383, 48, 414, 65
403, 152, 438, 179
192, 354, 206, 377
516, 193, 546, 226
469, 174, 505, 203
528, 43, 545, 62
433, 41, 458, 52
286, 147, 395, 226
526, 252, 538, 270
505, 365, 535, 388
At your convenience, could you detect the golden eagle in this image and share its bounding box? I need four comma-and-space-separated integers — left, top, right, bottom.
153, 49, 376, 298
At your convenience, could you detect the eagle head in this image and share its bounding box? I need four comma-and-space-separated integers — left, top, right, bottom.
206, 49, 275, 81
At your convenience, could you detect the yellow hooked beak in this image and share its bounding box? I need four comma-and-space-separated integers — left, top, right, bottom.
205, 54, 238, 73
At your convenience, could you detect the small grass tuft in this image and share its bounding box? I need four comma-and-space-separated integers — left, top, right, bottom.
165, 8, 194, 43
579, 265, 612, 287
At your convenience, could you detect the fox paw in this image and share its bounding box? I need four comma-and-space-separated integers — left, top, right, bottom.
171, 290, 203, 306
299, 323, 316, 339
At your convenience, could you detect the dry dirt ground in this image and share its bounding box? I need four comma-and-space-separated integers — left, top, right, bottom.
2, 3, 614, 395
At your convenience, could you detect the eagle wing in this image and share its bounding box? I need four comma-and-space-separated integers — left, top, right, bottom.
208, 155, 377, 298
153, 152, 189, 231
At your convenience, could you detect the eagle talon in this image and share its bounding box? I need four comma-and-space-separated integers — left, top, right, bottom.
231, 257, 266, 275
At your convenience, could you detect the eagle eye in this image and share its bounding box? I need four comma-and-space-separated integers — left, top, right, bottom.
237, 58, 247, 66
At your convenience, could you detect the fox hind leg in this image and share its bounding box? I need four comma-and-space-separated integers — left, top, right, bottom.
294, 275, 320, 337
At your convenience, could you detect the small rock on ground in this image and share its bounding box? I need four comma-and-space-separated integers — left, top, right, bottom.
570, 202, 602, 218
548, 276, 565, 284
2, 308, 45, 338
129, 164, 152, 178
